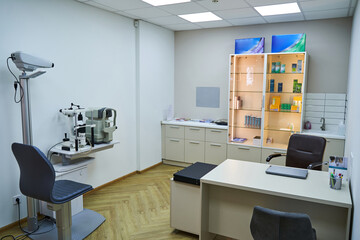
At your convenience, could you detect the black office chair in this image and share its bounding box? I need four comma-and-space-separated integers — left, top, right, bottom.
266, 134, 326, 170
11, 143, 93, 240
250, 206, 316, 240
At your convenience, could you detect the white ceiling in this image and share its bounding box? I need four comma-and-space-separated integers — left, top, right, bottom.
76, 0, 358, 31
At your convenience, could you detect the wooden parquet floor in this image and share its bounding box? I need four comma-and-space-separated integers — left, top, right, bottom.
83, 163, 198, 240
0, 164, 200, 240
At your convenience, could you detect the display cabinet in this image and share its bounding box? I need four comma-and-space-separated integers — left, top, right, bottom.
264, 53, 306, 150
229, 54, 265, 147
228, 52, 307, 151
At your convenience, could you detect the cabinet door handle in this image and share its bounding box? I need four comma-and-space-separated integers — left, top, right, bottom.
170, 139, 180, 142
189, 141, 200, 144
210, 130, 222, 133
238, 147, 250, 150
210, 143, 222, 147
170, 126, 180, 129
189, 127, 201, 131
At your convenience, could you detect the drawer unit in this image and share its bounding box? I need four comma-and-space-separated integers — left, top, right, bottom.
166, 138, 184, 162
323, 138, 345, 171
261, 148, 286, 166
205, 142, 227, 165
170, 179, 200, 235
205, 129, 227, 143
166, 125, 184, 139
185, 127, 205, 141
185, 140, 205, 163
162, 125, 166, 159
227, 144, 261, 163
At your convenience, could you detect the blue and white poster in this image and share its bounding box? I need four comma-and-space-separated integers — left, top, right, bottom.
235, 37, 265, 54
271, 33, 306, 53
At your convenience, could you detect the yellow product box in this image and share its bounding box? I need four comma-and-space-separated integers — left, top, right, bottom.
292, 96, 302, 113
270, 96, 281, 111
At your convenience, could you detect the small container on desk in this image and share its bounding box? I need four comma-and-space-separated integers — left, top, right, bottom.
330, 174, 342, 190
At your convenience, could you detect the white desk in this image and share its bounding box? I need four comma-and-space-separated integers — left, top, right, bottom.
200, 159, 352, 240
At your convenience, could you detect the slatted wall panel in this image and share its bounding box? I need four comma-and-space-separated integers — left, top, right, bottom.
304, 93, 346, 132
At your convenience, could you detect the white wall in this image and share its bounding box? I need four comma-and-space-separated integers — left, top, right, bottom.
345, 2, 360, 239
174, 18, 352, 120
0, 0, 174, 228
138, 20, 174, 170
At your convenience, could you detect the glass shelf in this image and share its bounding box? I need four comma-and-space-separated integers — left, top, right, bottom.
230, 72, 264, 75
265, 91, 302, 94
262, 143, 288, 150
231, 90, 263, 93
230, 108, 262, 111
267, 72, 303, 75
229, 141, 261, 147
264, 128, 300, 133
230, 126, 261, 130
265, 110, 301, 114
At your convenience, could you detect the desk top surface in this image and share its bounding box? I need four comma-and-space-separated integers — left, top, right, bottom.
201, 159, 352, 208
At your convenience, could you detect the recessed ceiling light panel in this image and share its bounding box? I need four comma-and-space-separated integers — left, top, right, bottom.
179, 12, 222, 22
255, 2, 301, 16
142, 0, 191, 6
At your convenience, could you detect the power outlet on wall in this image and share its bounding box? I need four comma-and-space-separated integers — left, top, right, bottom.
12, 195, 21, 205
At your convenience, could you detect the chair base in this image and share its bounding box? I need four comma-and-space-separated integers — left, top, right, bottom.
28, 209, 105, 240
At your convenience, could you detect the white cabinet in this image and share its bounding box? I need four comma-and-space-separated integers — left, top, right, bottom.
206, 128, 227, 143
261, 148, 286, 166
185, 127, 205, 163
185, 127, 205, 141
170, 179, 200, 235
227, 144, 261, 163
163, 122, 227, 165
185, 140, 205, 163
166, 125, 184, 139
205, 142, 227, 165
165, 138, 185, 162
161, 125, 166, 159
165, 125, 185, 162
205, 128, 227, 165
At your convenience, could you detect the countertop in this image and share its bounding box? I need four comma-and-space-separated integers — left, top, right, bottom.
161, 120, 345, 139
301, 130, 345, 140
162, 120, 228, 130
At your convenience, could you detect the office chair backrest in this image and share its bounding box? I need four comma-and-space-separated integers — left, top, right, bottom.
250, 206, 316, 240
12, 143, 56, 203
286, 134, 326, 170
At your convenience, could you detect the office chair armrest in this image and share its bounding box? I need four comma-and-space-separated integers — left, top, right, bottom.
307, 161, 328, 169
266, 153, 286, 163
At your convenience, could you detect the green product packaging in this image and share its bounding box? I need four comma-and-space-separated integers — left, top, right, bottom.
275, 62, 281, 73
280, 64, 286, 73
271, 62, 276, 73
296, 83, 302, 93
293, 79, 298, 93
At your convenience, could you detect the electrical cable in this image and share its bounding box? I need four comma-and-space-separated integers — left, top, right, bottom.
0, 235, 15, 240
47, 141, 63, 159
16, 200, 39, 236
6, 57, 24, 103
15, 199, 55, 239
